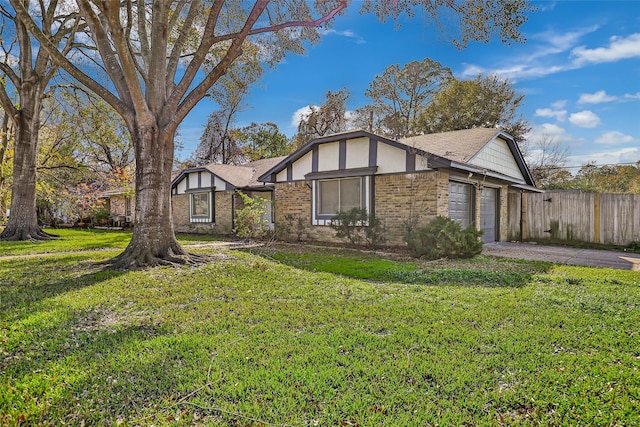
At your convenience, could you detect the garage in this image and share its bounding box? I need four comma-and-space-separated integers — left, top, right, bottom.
449, 181, 473, 228
480, 187, 498, 242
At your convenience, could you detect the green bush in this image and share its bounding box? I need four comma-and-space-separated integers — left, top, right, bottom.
233, 191, 272, 239
277, 213, 308, 242
92, 207, 110, 225
404, 215, 483, 260
329, 207, 386, 247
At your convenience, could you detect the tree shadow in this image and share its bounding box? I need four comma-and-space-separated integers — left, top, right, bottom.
0, 254, 126, 318
240, 246, 553, 288
1, 318, 190, 424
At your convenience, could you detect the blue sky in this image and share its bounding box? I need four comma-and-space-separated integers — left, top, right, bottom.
177, 1, 640, 169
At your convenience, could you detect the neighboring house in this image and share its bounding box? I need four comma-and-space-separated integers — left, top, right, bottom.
100, 187, 134, 227
258, 128, 539, 245
171, 157, 286, 234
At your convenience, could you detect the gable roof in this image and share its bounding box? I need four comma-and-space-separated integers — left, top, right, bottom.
172, 156, 287, 190
399, 128, 535, 186
258, 128, 536, 189
257, 129, 429, 183
400, 128, 505, 163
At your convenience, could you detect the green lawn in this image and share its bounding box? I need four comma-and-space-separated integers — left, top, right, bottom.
1, 234, 639, 425
0, 228, 224, 256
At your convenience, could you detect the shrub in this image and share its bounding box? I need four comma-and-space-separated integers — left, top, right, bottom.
93, 207, 110, 225
404, 215, 483, 260
277, 213, 308, 242
329, 207, 386, 247
234, 191, 272, 239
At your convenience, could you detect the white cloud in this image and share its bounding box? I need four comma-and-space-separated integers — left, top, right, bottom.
551, 100, 567, 109
526, 123, 575, 143
460, 29, 640, 82
571, 33, 640, 65
291, 105, 315, 128
569, 110, 601, 128
532, 26, 599, 53
577, 90, 617, 104
568, 147, 640, 167
535, 108, 567, 122
595, 131, 638, 145
319, 28, 365, 44
461, 26, 599, 80
538, 2, 558, 12
624, 92, 640, 100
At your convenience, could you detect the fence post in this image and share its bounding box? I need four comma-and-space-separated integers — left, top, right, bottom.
521, 192, 527, 241
594, 193, 600, 244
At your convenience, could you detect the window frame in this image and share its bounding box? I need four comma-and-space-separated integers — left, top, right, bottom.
312, 176, 370, 225
189, 190, 213, 223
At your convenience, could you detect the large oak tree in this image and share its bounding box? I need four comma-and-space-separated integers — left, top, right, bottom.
11, 0, 533, 268
361, 58, 453, 139
0, 0, 77, 240
418, 74, 530, 142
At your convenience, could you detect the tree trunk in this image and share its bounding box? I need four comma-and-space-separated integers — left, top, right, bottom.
0, 90, 52, 241
109, 122, 190, 268
0, 112, 11, 223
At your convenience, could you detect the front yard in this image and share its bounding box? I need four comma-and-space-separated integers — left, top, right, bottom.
1, 230, 638, 425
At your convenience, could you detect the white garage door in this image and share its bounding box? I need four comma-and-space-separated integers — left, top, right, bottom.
449, 182, 472, 228
480, 187, 498, 242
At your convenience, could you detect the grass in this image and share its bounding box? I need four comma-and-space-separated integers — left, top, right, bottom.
258, 245, 550, 287
0, 228, 225, 256
1, 234, 639, 425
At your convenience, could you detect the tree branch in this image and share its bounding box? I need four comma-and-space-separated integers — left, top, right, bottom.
136, 0, 150, 70
0, 62, 21, 90
0, 80, 18, 117
8, 0, 128, 118
166, 0, 201, 89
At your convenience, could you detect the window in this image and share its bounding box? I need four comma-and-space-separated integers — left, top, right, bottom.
318, 177, 362, 216
190, 191, 212, 223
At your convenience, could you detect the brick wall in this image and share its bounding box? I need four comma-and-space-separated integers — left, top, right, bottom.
109, 195, 128, 217
273, 181, 338, 242
374, 171, 448, 245
171, 191, 234, 234
273, 171, 450, 246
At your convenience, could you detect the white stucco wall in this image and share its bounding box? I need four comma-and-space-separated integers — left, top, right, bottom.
276, 169, 287, 182
345, 137, 370, 169
292, 151, 313, 180
376, 142, 406, 174
317, 142, 339, 171
175, 172, 227, 194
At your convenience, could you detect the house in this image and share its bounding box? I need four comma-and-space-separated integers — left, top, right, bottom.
99, 187, 134, 227
258, 128, 539, 245
171, 157, 286, 234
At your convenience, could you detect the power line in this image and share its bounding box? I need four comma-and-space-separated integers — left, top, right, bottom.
534, 162, 640, 171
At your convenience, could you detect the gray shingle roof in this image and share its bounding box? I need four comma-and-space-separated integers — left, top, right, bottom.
399, 128, 503, 163
202, 156, 287, 188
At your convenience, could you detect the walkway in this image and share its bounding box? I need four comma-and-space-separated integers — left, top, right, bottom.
482, 242, 640, 271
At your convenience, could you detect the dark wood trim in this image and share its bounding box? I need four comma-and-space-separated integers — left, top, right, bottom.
406, 151, 416, 173
368, 138, 377, 167
312, 145, 319, 173
339, 139, 347, 170
305, 166, 378, 180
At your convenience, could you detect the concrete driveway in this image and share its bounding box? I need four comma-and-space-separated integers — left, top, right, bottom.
482, 242, 640, 271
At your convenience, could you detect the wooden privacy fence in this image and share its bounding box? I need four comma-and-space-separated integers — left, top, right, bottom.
508, 191, 640, 246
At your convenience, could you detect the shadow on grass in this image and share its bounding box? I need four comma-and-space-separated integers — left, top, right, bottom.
0, 319, 184, 424
0, 254, 126, 317
241, 245, 553, 288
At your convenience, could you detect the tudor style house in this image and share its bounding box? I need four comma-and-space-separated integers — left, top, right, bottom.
171, 157, 285, 234
258, 128, 539, 245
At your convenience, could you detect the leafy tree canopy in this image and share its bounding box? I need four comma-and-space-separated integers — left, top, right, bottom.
418, 74, 530, 143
